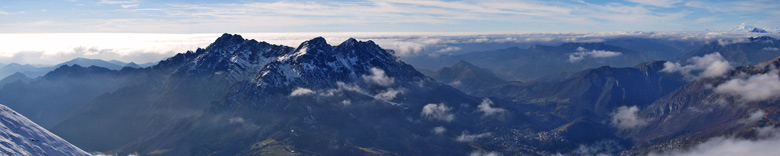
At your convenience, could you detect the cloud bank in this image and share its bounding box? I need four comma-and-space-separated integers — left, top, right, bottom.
0, 32, 776, 65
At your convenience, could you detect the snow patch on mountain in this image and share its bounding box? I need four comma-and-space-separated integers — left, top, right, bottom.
0, 104, 89, 156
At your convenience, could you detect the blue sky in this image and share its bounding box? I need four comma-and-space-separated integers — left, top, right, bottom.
1, 0, 779, 33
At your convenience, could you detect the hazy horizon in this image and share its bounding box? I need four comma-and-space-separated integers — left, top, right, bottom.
1, 31, 778, 65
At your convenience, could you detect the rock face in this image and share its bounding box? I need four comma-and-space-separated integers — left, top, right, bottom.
0, 104, 89, 156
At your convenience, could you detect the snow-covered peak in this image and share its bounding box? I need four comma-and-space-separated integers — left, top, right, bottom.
730, 23, 772, 33
0, 104, 90, 156
733, 23, 757, 31
251, 37, 424, 93
301, 37, 328, 48
339, 38, 359, 46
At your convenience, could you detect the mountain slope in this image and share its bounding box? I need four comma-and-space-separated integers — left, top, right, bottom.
621, 57, 780, 154
0, 72, 32, 89
0, 65, 137, 128
0, 104, 89, 156
0, 64, 51, 79
57, 58, 126, 70
430, 61, 507, 94
122, 62, 141, 68
472, 61, 687, 119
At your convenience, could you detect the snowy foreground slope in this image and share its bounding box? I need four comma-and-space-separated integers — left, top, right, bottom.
0, 104, 89, 156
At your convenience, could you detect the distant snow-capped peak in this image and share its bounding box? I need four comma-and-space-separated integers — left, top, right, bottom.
730, 23, 772, 33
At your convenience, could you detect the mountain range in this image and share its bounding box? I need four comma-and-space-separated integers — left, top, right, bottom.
1, 34, 780, 155
681, 36, 780, 66
0, 57, 156, 79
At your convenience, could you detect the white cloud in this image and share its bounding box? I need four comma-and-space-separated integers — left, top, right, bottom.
362, 68, 395, 87
626, 0, 682, 8
1, 0, 738, 33
715, 71, 780, 102
764, 47, 780, 51
321, 82, 358, 96
611, 106, 647, 129
432, 126, 446, 135
756, 125, 780, 138
374, 88, 402, 101
0, 33, 217, 65
121, 4, 139, 8
655, 125, 780, 156
661, 53, 733, 80
341, 100, 351, 106
227, 117, 259, 131
456, 132, 491, 142
477, 98, 505, 117
436, 46, 461, 53
469, 150, 503, 156
568, 54, 585, 63
98, 0, 136, 4
421, 103, 455, 122
741, 109, 766, 123
685, 0, 780, 20
717, 38, 750, 46
568, 47, 622, 63
228, 117, 245, 124
588, 50, 623, 58
290, 87, 315, 96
